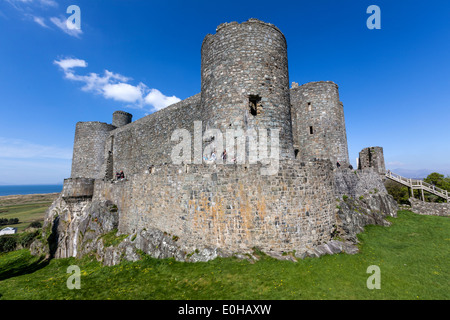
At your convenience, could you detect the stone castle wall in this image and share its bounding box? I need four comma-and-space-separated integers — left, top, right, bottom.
92, 160, 336, 254
106, 93, 202, 177
409, 198, 450, 217
290, 81, 349, 165
70, 20, 352, 182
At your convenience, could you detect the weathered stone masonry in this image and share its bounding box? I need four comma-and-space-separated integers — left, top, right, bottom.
359, 146, 385, 175
409, 197, 450, 217
291, 81, 349, 166
38, 19, 398, 264
93, 160, 336, 254
201, 19, 294, 160
71, 122, 116, 179
107, 93, 203, 177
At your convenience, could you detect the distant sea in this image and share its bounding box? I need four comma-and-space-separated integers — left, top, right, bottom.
0, 185, 63, 197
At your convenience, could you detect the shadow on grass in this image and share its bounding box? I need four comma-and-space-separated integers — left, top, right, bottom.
0, 255, 50, 281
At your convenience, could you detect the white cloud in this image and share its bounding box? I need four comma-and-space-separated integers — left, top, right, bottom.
54, 58, 87, 71
103, 83, 145, 103
54, 57, 181, 111
50, 16, 82, 38
7, 0, 57, 8
0, 137, 72, 160
31, 15, 49, 28
145, 89, 181, 111
6, 0, 32, 8
39, 0, 57, 7
75, 70, 131, 94
7, 0, 81, 39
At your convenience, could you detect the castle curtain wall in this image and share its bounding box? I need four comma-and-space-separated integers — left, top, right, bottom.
110, 93, 202, 176
93, 160, 336, 254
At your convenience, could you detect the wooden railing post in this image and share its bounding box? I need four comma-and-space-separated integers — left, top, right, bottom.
410, 178, 414, 198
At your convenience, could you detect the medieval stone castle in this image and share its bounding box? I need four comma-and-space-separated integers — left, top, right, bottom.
37, 19, 397, 264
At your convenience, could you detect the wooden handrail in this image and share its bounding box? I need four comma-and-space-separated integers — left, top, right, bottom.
385, 171, 449, 201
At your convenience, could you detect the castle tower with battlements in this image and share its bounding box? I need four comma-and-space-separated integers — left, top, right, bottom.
290, 81, 349, 166
43, 19, 394, 264
201, 19, 294, 160
70, 19, 351, 177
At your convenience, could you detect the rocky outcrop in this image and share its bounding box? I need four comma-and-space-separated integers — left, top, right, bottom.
31, 197, 119, 260
31, 194, 234, 266
101, 227, 229, 266
333, 167, 398, 245
334, 192, 398, 244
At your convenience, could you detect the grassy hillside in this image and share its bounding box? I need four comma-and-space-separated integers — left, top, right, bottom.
0, 193, 57, 233
0, 210, 449, 300
0, 202, 52, 233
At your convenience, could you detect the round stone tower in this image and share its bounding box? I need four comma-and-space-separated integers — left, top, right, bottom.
200, 19, 294, 160
70, 121, 116, 179
290, 81, 349, 166
112, 110, 132, 128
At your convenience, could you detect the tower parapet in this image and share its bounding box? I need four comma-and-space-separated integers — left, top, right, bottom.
61, 178, 95, 201
201, 18, 294, 160
290, 81, 349, 165
112, 110, 132, 128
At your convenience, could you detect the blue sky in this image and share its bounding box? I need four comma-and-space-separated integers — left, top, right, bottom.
0, 0, 449, 184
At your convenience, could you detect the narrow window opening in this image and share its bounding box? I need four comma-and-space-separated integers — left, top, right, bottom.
308, 102, 312, 111
105, 135, 114, 180
248, 95, 261, 116
309, 126, 314, 134
294, 149, 299, 159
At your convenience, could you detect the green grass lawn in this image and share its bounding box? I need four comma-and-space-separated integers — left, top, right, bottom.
0, 202, 51, 232
0, 210, 449, 300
